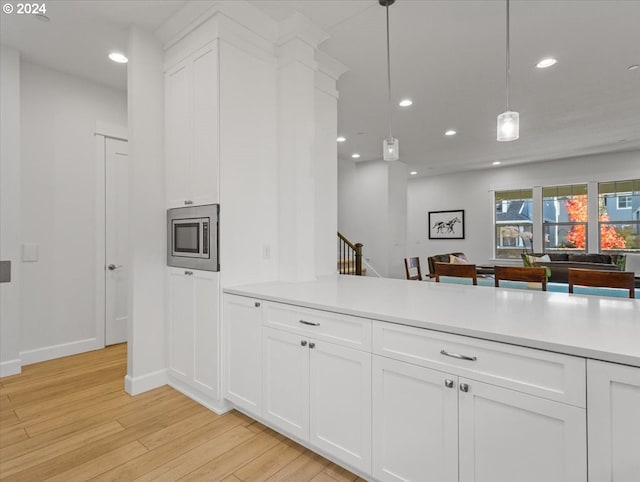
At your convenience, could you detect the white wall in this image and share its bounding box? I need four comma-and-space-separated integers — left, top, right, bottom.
338, 158, 407, 278
125, 26, 166, 395
19, 61, 126, 363
407, 150, 640, 271
0, 46, 22, 376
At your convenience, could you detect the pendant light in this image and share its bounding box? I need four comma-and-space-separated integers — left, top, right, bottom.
497, 0, 519, 142
380, 0, 399, 161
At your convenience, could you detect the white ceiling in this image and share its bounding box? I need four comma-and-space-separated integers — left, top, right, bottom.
2, 0, 639, 177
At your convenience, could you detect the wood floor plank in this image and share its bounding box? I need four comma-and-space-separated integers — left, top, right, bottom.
0, 425, 28, 445
178, 429, 286, 481
0, 420, 124, 478
0, 344, 358, 482
135, 425, 256, 482
264, 450, 330, 482
234, 437, 307, 481
92, 410, 247, 481
43, 440, 148, 482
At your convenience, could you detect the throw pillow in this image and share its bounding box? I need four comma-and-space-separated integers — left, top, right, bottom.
524, 254, 550, 266
449, 255, 469, 264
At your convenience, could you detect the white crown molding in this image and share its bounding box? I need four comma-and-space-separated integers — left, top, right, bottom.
277, 12, 329, 49
316, 50, 349, 81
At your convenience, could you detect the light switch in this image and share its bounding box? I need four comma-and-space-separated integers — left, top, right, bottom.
22, 244, 39, 262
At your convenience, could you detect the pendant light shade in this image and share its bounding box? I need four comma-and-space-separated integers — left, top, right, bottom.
497, 0, 519, 142
497, 111, 519, 142
383, 137, 399, 161
380, 0, 399, 161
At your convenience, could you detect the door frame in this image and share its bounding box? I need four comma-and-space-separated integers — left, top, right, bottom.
95, 122, 128, 349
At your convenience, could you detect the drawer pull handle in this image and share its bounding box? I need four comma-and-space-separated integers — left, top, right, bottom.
254, 302, 261, 308
309, 342, 316, 349
444, 379, 454, 389
460, 383, 470, 393
440, 349, 477, 362
301, 340, 307, 347
299, 320, 320, 327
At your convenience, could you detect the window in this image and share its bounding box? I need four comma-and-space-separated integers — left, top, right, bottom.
598, 180, 640, 251
617, 195, 632, 210
543, 184, 588, 252
495, 189, 533, 259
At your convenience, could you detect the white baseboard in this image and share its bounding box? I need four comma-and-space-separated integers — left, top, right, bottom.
167, 375, 233, 415
124, 369, 168, 396
0, 358, 22, 377
19, 337, 102, 366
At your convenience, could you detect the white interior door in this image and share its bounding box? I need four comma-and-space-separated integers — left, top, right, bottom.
105, 138, 129, 345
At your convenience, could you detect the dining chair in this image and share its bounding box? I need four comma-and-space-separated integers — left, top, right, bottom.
434, 262, 477, 285
568, 268, 635, 298
494, 266, 547, 291
404, 257, 423, 281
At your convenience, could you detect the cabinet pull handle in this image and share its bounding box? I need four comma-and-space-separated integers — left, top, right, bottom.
184, 270, 193, 276
254, 302, 261, 308
440, 349, 477, 361
301, 340, 307, 347
460, 383, 470, 393
444, 379, 454, 389
299, 320, 320, 327
309, 342, 316, 349
184, 200, 193, 205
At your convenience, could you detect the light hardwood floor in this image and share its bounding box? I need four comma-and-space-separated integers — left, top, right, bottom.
0, 344, 362, 481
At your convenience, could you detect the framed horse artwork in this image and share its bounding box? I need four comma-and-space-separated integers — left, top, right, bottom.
428, 209, 465, 239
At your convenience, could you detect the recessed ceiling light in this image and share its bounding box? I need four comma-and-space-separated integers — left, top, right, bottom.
410, 171, 417, 175
492, 161, 502, 165
445, 130, 457, 136
337, 136, 346, 142
399, 99, 413, 107
108, 52, 128, 64
536, 57, 557, 69
628, 65, 640, 71
351, 153, 361, 159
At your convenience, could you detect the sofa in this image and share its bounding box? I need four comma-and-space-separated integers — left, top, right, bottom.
525, 253, 623, 284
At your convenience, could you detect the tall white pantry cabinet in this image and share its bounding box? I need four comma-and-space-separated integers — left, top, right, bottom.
164, 38, 221, 406
163, 8, 279, 411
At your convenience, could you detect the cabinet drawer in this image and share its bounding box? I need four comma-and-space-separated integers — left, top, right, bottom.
373, 321, 585, 407
263, 302, 371, 351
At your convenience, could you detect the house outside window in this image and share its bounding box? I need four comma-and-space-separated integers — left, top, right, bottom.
598, 180, 640, 251
543, 184, 588, 252
495, 189, 533, 259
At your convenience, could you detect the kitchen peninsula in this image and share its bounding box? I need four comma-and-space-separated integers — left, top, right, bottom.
223, 275, 640, 482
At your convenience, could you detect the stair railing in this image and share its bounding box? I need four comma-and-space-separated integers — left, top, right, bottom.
337, 232, 363, 276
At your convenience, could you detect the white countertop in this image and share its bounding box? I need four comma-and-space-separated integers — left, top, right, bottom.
224, 275, 640, 367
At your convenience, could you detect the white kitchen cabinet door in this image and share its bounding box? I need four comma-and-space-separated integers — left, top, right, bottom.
165, 59, 192, 209
191, 43, 219, 207
192, 270, 219, 398
587, 360, 640, 482
458, 378, 587, 482
262, 327, 310, 441
372, 355, 458, 482
309, 341, 372, 474
167, 267, 195, 381
223, 295, 263, 416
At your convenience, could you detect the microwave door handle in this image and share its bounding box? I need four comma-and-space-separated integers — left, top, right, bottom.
202, 220, 209, 256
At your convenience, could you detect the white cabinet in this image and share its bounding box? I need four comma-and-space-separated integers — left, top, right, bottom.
372, 355, 458, 482
372, 321, 587, 482
223, 295, 263, 416
587, 360, 640, 482
165, 42, 219, 208
458, 377, 586, 482
167, 267, 219, 398
261, 303, 372, 475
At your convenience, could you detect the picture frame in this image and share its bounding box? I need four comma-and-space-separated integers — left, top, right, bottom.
428, 210, 465, 239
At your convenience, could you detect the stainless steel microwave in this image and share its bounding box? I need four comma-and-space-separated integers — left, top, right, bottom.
167, 204, 219, 272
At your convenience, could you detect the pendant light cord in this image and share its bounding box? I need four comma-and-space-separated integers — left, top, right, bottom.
385, 3, 393, 139
505, 0, 511, 111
